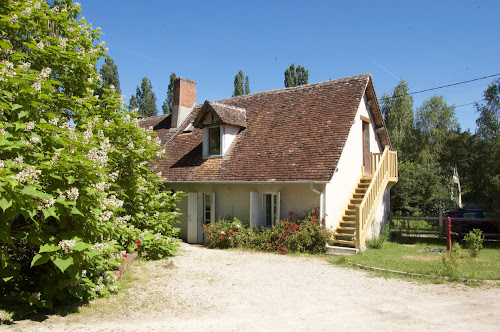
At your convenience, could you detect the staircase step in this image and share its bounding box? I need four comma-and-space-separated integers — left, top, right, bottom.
332, 239, 355, 246
350, 198, 362, 204
334, 232, 355, 239
353, 193, 364, 198
326, 245, 359, 255
342, 215, 356, 220
337, 227, 356, 232
340, 221, 356, 226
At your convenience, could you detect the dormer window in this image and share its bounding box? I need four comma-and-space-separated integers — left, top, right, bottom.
208, 126, 221, 156
194, 101, 247, 159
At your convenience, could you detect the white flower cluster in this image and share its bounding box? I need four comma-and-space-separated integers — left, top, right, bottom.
0, 160, 4, 172
154, 233, 162, 240
50, 150, 61, 166
115, 215, 131, 224
34, 2, 41, 9
19, 61, 30, 72
97, 210, 113, 222
59, 37, 67, 49
92, 284, 104, 293
49, 117, 59, 126
60, 187, 79, 201
8, 14, 18, 25
127, 142, 134, 150
109, 285, 117, 292
50, 5, 59, 13
138, 186, 147, 192
23, 136, 40, 148
82, 127, 92, 144
31, 67, 51, 92
154, 212, 159, 219
24, 121, 35, 131
109, 85, 116, 94
100, 137, 113, 151
0, 60, 16, 82
91, 242, 109, 252
32, 292, 41, 301
36, 41, 44, 50
58, 239, 76, 254
0, 128, 4, 136
91, 181, 110, 192
12, 165, 41, 184
100, 194, 124, 209
86, 147, 108, 168
108, 170, 119, 182
14, 156, 23, 166
37, 197, 55, 210
103, 120, 112, 127
20, 7, 32, 16
81, 269, 87, 277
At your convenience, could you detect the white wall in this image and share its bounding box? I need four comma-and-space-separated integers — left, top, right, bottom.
167, 182, 323, 242
324, 94, 384, 230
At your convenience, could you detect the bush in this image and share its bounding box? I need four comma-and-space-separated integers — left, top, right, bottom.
366, 222, 391, 249
203, 208, 332, 255
463, 229, 484, 258
0, 1, 181, 314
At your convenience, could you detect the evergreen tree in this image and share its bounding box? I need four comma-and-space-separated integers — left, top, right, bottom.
233, 70, 244, 96
244, 75, 250, 95
130, 77, 158, 117
98, 56, 121, 98
380, 80, 415, 161
284, 63, 308, 87
162, 72, 176, 115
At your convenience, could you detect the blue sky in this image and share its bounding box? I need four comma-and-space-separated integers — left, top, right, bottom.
81, 0, 499, 132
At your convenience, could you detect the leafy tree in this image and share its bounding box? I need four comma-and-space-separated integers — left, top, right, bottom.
391, 162, 457, 216
130, 77, 157, 117
97, 56, 121, 99
284, 63, 308, 88
415, 96, 459, 163
161, 72, 176, 115
244, 75, 250, 95
380, 80, 416, 161
0, 0, 180, 313
475, 78, 499, 141
233, 70, 244, 96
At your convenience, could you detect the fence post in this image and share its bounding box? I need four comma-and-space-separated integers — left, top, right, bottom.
438, 211, 443, 238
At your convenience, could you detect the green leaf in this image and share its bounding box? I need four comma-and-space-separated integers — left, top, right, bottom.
21, 186, 52, 200
52, 255, 74, 273
0, 227, 11, 244
2, 276, 14, 282
71, 206, 82, 216
17, 109, 27, 117
0, 40, 12, 49
31, 253, 50, 267
0, 197, 12, 211
39, 243, 59, 253
72, 241, 90, 251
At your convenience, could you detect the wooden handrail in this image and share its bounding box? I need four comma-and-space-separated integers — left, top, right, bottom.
355, 146, 398, 248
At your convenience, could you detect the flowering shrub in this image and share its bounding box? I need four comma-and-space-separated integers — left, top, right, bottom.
204, 208, 332, 254
0, 1, 181, 314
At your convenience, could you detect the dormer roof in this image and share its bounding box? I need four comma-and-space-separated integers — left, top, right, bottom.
193, 101, 247, 128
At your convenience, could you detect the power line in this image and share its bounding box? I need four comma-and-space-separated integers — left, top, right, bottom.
408, 73, 500, 95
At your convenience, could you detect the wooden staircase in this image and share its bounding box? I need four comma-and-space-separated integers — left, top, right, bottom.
330, 146, 398, 249
332, 177, 371, 247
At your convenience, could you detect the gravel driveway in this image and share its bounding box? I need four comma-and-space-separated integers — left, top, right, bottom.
5, 242, 500, 331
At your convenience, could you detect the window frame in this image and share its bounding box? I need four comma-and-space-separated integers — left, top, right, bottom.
203, 125, 223, 158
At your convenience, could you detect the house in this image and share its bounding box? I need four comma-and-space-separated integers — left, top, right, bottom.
140, 74, 398, 249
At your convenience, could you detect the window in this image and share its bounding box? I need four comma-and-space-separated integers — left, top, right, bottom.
208, 126, 221, 155
204, 193, 213, 225
264, 193, 279, 226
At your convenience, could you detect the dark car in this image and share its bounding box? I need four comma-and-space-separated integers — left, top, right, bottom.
446, 208, 499, 234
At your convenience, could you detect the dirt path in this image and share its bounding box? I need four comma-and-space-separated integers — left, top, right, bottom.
4, 242, 500, 331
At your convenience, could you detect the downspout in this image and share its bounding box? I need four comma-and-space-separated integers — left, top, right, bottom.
310, 184, 325, 223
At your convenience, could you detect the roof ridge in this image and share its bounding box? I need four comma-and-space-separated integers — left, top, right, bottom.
209, 101, 246, 113
217, 73, 371, 103
138, 113, 169, 121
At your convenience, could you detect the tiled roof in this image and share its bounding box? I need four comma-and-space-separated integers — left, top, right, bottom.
142, 74, 390, 182
193, 101, 247, 128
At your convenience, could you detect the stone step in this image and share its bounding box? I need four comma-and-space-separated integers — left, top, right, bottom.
326, 244, 359, 255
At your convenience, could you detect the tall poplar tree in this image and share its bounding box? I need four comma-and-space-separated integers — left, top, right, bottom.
97, 56, 121, 98
233, 70, 244, 96
162, 72, 176, 115
129, 77, 158, 117
244, 75, 250, 95
284, 63, 308, 87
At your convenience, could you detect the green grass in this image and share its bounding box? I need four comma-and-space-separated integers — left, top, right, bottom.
329, 239, 500, 283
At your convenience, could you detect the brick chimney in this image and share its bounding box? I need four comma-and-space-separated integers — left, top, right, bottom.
171, 78, 196, 128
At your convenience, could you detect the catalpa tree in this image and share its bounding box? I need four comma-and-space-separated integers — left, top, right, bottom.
0, 0, 180, 313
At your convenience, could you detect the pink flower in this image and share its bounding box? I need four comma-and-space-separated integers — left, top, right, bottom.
123, 254, 128, 258
136, 240, 141, 245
